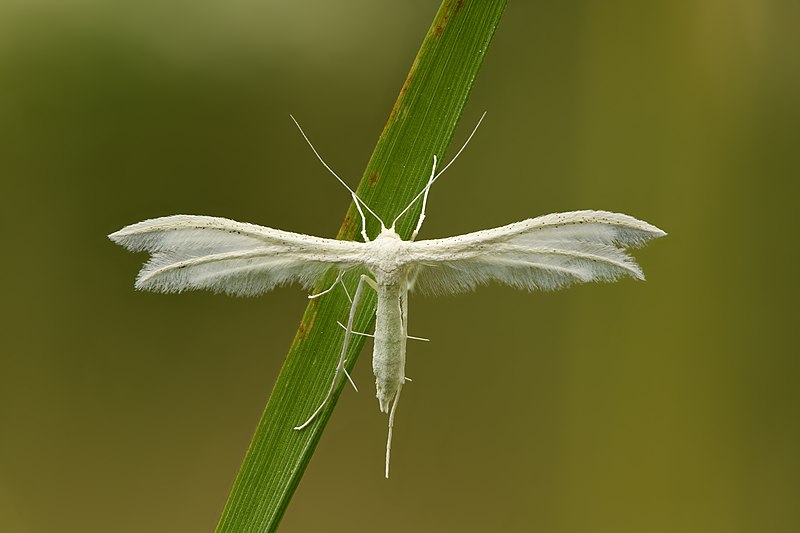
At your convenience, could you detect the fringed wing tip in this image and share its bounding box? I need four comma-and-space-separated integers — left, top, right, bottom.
628, 217, 667, 246
107, 225, 146, 251
642, 223, 668, 243
133, 271, 167, 293
107, 215, 201, 251
107, 229, 124, 244
565, 210, 666, 247
608, 217, 667, 248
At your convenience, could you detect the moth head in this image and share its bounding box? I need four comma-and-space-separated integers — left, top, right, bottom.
378, 226, 402, 240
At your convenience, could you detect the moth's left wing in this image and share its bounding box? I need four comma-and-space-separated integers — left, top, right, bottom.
404, 210, 666, 295
109, 215, 367, 296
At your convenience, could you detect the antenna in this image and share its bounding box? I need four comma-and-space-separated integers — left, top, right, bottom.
290, 115, 385, 241
391, 111, 487, 234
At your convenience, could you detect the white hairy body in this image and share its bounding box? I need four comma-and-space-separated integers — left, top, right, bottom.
108, 115, 666, 477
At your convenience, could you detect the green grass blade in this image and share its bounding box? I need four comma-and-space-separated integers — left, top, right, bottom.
215, 1, 507, 531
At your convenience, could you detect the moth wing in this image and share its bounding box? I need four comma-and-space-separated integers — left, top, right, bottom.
109, 215, 367, 296
404, 210, 666, 295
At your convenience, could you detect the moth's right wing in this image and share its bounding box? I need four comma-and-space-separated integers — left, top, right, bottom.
109, 215, 367, 296
405, 210, 666, 295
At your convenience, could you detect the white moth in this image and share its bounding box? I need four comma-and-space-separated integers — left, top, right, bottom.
109, 115, 665, 477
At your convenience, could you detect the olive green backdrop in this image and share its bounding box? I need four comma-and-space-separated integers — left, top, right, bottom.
1, 1, 797, 532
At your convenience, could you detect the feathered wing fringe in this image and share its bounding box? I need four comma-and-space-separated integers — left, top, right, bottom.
109, 215, 365, 297
409, 210, 666, 295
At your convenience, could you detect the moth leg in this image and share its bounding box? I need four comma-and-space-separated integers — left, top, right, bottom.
385, 384, 403, 479
337, 320, 373, 338
398, 293, 416, 384
340, 279, 353, 304
294, 273, 376, 431
307, 270, 344, 299
336, 321, 428, 342
337, 276, 378, 391
351, 193, 370, 243
400, 290, 415, 381
410, 156, 437, 242
341, 368, 358, 392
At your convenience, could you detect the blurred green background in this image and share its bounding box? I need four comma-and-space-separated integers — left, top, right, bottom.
1, 1, 798, 532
